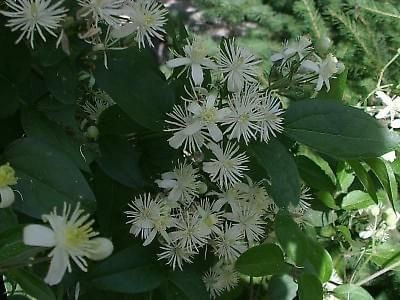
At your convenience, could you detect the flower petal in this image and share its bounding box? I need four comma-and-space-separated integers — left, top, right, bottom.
166, 57, 190, 68
23, 224, 56, 247
87, 238, 114, 261
0, 186, 15, 208
191, 64, 204, 86
45, 247, 69, 286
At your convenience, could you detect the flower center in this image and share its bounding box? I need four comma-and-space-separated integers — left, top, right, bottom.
239, 113, 250, 123
202, 108, 217, 124
65, 226, 89, 247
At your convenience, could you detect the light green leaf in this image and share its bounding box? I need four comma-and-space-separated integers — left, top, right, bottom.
236, 243, 290, 276
341, 190, 375, 211
4, 138, 96, 218
284, 100, 400, 159
267, 274, 298, 300
249, 140, 300, 208
334, 284, 374, 300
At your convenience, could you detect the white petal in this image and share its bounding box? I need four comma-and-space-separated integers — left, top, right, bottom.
0, 186, 15, 208
110, 23, 136, 39
156, 179, 176, 189
301, 60, 320, 73
45, 247, 69, 286
206, 94, 217, 108
376, 91, 393, 106
391, 119, 400, 128
187, 102, 202, 115
183, 120, 203, 135
86, 238, 114, 261
376, 107, 391, 119
270, 53, 284, 62
23, 224, 56, 247
216, 108, 232, 121
191, 64, 204, 86
207, 124, 223, 142
166, 57, 191, 68
168, 132, 186, 149
382, 151, 396, 162
143, 230, 157, 246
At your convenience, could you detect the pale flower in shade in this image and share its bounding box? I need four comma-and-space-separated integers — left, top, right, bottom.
301, 53, 341, 91
157, 239, 195, 270
156, 162, 200, 206
0, 163, 18, 209
257, 92, 284, 143
196, 199, 224, 236
111, 0, 167, 48
186, 93, 231, 142
213, 223, 247, 262
0, 0, 68, 49
223, 84, 263, 144
203, 262, 239, 298
166, 38, 216, 86
271, 36, 312, 65
23, 203, 113, 285
203, 142, 249, 188
218, 39, 261, 92
77, 0, 126, 27
375, 91, 400, 128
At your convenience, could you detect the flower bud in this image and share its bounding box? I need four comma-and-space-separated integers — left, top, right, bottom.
318, 36, 333, 51
336, 62, 345, 74
368, 205, 380, 217
86, 125, 99, 140
87, 237, 114, 261
0, 163, 17, 188
0, 186, 15, 208
384, 208, 398, 230
197, 182, 208, 194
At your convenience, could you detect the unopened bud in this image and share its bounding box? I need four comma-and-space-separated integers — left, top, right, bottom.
86, 126, 99, 140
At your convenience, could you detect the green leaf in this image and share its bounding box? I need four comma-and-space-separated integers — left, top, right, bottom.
4, 138, 96, 218
21, 109, 91, 172
336, 162, 355, 193
284, 100, 400, 159
0, 226, 41, 270
274, 213, 333, 282
0, 208, 18, 233
347, 161, 378, 203
298, 274, 323, 300
7, 268, 56, 300
236, 243, 289, 276
97, 135, 144, 188
88, 244, 166, 294
365, 158, 399, 211
98, 105, 145, 136
43, 59, 78, 104
295, 156, 336, 191
334, 284, 374, 300
266, 274, 298, 300
316, 69, 348, 102
168, 269, 209, 300
316, 191, 340, 210
341, 190, 375, 211
370, 242, 400, 271
95, 49, 175, 131
249, 140, 300, 208
304, 209, 337, 227
0, 76, 20, 119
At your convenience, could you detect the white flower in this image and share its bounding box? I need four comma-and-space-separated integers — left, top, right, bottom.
77, 0, 126, 27
185, 93, 231, 142
212, 185, 244, 211
213, 223, 247, 262
382, 151, 396, 162
271, 36, 312, 65
218, 39, 261, 92
0, 163, 18, 209
196, 199, 224, 236
257, 92, 284, 142
0, 0, 68, 49
375, 91, 400, 128
111, 0, 167, 48
125, 193, 168, 246
157, 239, 195, 270
170, 212, 209, 252
23, 203, 113, 285
301, 53, 340, 91
203, 142, 249, 188
203, 268, 224, 299
165, 103, 209, 153
0, 186, 15, 209
166, 38, 216, 86
225, 203, 265, 246
156, 162, 200, 206
299, 184, 313, 210
223, 84, 263, 144
203, 262, 240, 298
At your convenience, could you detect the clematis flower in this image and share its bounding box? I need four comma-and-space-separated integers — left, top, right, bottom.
166, 38, 216, 86
0, 163, 18, 209
23, 203, 113, 285
0, 0, 68, 49
375, 91, 400, 128
301, 53, 341, 91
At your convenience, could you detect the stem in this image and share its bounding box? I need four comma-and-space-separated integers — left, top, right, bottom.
249, 277, 254, 300
356, 259, 400, 286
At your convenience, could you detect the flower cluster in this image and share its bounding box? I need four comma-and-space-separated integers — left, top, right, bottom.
270, 36, 345, 92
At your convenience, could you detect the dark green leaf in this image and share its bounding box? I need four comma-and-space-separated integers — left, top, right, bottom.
274, 213, 333, 282
304, 209, 337, 227
0, 76, 20, 119
334, 284, 374, 300
4, 138, 96, 218
295, 156, 336, 191
168, 269, 209, 300
7, 268, 56, 300
284, 100, 400, 159
88, 244, 166, 294
97, 135, 144, 188
298, 274, 323, 300
95, 49, 175, 131
315, 191, 340, 210
267, 274, 298, 300
236, 243, 289, 276
347, 161, 378, 203
98, 105, 145, 136
249, 140, 300, 208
